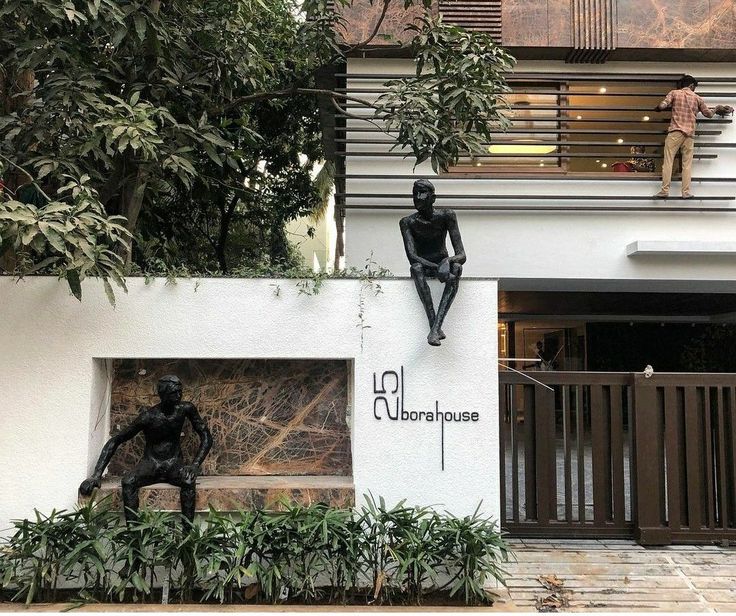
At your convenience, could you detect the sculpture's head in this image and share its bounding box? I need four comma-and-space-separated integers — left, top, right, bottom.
157, 374, 183, 404
412, 179, 436, 216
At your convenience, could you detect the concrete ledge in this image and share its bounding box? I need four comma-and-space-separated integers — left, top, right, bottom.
627, 240, 736, 256
88, 475, 355, 511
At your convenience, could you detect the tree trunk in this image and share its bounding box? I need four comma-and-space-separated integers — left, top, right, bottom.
269, 221, 290, 264
333, 206, 344, 271
116, 168, 147, 265
214, 195, 238, 273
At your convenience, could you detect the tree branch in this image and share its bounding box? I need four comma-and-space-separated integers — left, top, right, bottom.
340, 0, 392, 55
330, 97, 385, 132
223, 88, 378, 112
0, 154, 53, 202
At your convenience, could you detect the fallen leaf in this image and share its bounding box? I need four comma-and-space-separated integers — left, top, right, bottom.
538, 574, 564, 591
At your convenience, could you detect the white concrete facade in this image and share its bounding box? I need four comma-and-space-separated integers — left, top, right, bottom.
0, 276, 498, 532
343, 59, 736, 290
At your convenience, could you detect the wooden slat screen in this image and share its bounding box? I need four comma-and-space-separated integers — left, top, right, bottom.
569, 0, 618, 63
438, 0, 501, 42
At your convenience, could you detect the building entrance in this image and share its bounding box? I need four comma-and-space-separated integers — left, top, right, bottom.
498, 291, 736, 544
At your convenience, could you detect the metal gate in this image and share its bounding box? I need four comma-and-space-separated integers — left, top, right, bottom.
500, 372, 736, 544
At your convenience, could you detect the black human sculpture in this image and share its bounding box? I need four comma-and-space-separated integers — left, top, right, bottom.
400, 179, 466, 346
79, 375, 213, 524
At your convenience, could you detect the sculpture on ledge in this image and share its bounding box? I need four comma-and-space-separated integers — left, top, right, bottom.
400, 179, 466, 346
79, 375, 213, 524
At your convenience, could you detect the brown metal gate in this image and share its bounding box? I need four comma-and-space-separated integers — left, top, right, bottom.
500, 372, 736, 545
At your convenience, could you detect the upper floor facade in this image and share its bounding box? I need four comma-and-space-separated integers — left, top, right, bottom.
334, 2, 736, 291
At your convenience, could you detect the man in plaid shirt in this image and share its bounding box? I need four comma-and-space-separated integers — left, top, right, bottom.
654, 75, 732, 199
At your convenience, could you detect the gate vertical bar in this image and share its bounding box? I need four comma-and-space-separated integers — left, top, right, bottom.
576, 385, 586, 523
610, 385, 625, 525
663, 386, 682, 534
633, 374, 670, 544
500, 381, 508, 527
524, 385, 537, 521
563, 385, 573, 523
591, 384, 610, 524
684, 386, 703, 533
534, 385, 556, 526
704, 387, 716, 530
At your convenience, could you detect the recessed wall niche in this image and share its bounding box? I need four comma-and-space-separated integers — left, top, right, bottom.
108, 358, 351, 477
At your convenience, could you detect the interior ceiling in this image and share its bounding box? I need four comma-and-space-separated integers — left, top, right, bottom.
499, 291, 736, 317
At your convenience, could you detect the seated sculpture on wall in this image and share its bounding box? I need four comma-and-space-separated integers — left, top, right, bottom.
79, 375, 213, 523
400, 179, 466, 346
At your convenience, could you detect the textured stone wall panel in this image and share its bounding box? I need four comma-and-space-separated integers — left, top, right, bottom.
108, 358, 351, 477
618, 0, 713, 48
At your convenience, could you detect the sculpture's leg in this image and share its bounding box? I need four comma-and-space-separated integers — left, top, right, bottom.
180, 481, 196, 525
410, 263, 436, 332
170, 465, 197, 526
431, 263, 462, 343
121, 463, 159, 525
121, 474, 142, 525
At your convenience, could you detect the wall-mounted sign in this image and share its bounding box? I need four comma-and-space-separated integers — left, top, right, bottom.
372, 366, 480, 470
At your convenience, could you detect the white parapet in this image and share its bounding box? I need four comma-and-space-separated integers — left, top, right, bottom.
0, 276, 499, 532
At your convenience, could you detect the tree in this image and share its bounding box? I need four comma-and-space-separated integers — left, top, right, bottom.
0, 0, 515, 295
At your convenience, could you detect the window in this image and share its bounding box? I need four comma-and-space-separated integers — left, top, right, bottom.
448, 78, 675, 176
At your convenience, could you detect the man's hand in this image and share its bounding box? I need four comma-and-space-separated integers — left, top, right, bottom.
79, 477, 101, 496
181, 464, 200, 484
715, 104, 734, 117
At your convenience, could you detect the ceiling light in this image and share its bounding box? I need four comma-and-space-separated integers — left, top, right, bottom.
576, 115, 583, 120
539, 162, 545, 167
596, 159, 601, 163
617, 138, 624, 144
601, 163, 608, 168
599, 87, 607, 93
642, 115, 650, 121
488, 144, 557, 155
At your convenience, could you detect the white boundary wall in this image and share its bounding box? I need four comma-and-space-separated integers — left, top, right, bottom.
0, 276, 498, 532
344, 59, 736, 289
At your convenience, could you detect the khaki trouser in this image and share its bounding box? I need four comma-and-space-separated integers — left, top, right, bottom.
661, 130, 694, 195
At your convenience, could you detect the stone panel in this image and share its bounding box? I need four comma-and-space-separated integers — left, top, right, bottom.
709, 0, 736, 48
548, 0, 573, 47
335, 0, 429, 46
108, 358, 351, 477
617, 0, 711, 48
502, 0, 549, 46
92, 476, 355, 511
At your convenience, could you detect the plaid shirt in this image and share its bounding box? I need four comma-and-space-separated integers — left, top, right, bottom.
660, 88, 714, 137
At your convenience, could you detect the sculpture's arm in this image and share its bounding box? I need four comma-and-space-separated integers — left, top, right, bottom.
400, 218, 438, 270
187, 404, 213, 468
79, 414, 144, 494
447, 211, 467, 265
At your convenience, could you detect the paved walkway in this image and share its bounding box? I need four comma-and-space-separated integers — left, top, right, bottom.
495, 538, 736, 612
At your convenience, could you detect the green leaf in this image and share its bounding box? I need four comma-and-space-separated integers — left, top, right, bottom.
133, 14, 146, 41
38, 222, 66, 253
102, 278, 116, 307
66, 270, 82, 301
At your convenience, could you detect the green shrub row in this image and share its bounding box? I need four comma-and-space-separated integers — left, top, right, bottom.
0, 496, 509, 606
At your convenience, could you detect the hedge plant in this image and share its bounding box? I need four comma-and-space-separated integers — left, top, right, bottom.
0, 496, 509, 606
